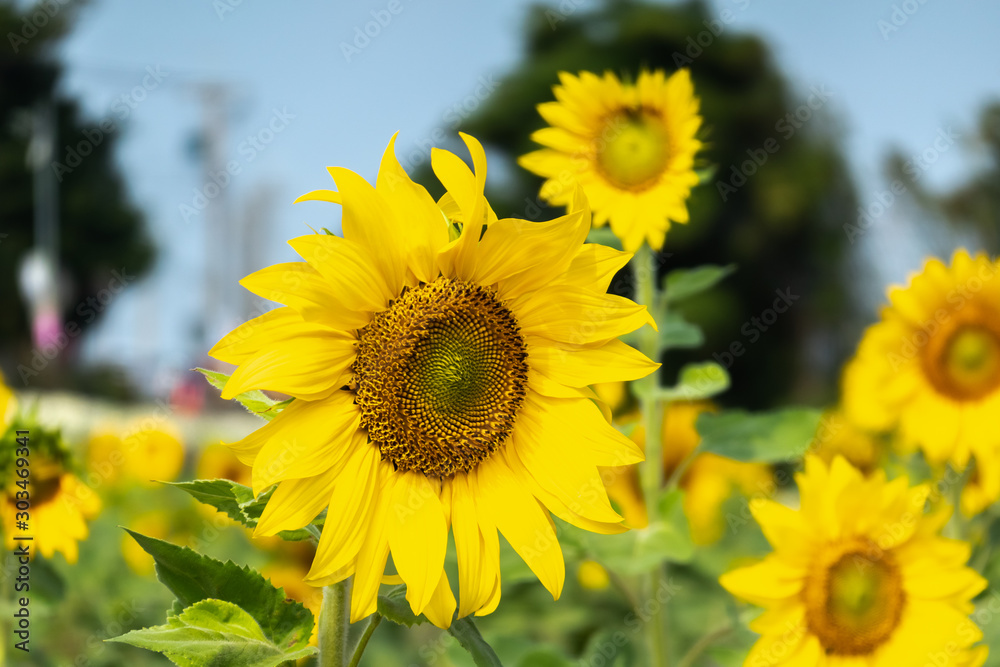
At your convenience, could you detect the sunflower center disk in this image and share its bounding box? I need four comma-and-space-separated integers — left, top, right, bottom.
596, 109, 670, 191
938, 325, 1000, 399
354, 279, 528, 478
804, 547, 905, 655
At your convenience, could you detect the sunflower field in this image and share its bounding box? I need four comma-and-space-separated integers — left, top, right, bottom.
2, 1, 1000, 666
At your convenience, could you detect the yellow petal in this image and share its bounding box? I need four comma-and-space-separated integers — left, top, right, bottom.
254, 471, 338, 537
307, 439, 380, 583
528, 337, 658, 387
388, 472, 448, 616
515, 285, 655, 344
473, 456, 565, 600
421, 570, 458, 629
249, 392, 360, 492
221, 333, 356, 401
376, 133, 450, 283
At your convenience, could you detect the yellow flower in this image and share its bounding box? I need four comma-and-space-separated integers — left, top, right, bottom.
843, 250, 1000, 469
1, 456, 100, 563
606, 401, 771, 545
0, 371, 14, 427
519, 69, 703, 251
720, 456, 987, 665
122, 511, 173, 575
577, 559, 610, 591
87, 422, 185, 488
960, 454, 1000, 518
196, 442, 252, 486
811, 410, 883, 475
210, 133, 658, 628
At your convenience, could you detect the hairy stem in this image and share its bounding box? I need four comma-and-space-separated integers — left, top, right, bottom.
319, 579, 352, 667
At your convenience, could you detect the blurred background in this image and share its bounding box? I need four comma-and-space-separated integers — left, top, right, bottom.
1, 0, 998, 664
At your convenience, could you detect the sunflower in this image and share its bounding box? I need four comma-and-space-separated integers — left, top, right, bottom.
0, 371, 13, 427
519, 69, 702, 251
196, 441, 252, 486
210, 133, 658, 628
811, 410, 884, 475
604, 400, 771, 545
0, 455, 100, 563
720, 456, 987, 666
960, 453, 1000, 517
843, 250, 1000, 470
87, 422, 185, 488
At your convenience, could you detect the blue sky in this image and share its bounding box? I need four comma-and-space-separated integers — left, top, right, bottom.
52, 0, 1000, 387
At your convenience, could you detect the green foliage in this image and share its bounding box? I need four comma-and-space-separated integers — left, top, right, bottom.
166, 478, 319, 541
659, 312, 705, 349
657, 361, 730, 401
109, 599, 316, 667
117, 531, 315, 657
662, 264, 736, 304
696, 407, 823, 462
377, 587, 503, 666
196, 369, 293, 421
566, 487, 694, 573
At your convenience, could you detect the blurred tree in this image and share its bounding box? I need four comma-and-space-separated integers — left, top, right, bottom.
415, 0, 858, 409
888, 101, 1000, 253
0, 0, 153, 390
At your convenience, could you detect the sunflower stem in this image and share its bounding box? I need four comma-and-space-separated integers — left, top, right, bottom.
635, 244, 670, 667
347, 614, 382, 667
319, 579, 352, 667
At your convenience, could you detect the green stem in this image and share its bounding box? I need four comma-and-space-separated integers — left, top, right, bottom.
347, 614, 382, 667
634, 245, 669, 667
319, 579, 352, 667
677, 625, 732, 667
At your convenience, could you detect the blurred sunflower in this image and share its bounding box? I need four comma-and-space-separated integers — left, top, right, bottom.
604, 399, 771, 545
87, 422, 185, 488
811, 410, 883, 475
843, 250, 1000, 470
960, 454, 1000, 518
196, 441, 252, 486
0, 454, 100, 563
519, 69, 702, 251
122, 510, 174, 575
0, 371, 13, 427
720, 456, 987, 666
210, 133, 658, 627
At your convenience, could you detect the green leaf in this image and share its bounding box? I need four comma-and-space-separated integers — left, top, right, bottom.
634, 488, 694, 565
662, 264, 735, 303
448, 616, 504, 667
195, 368, 292, 422
518, 648, 575, 667
695, 165, 718, 185
377, 587, 502, 666
659, 312, 705, 349
109, 599, 316, 667
696, 408, 823, 462
657, 362, 730, 402
122, 530, 314, 651
166, 479, 317, 541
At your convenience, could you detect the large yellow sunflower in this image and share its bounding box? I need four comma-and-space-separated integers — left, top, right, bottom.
210, 133, 658, 628
720, 456, 987, 666
843, 250, 1000, 470
519, 69, 702, 251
